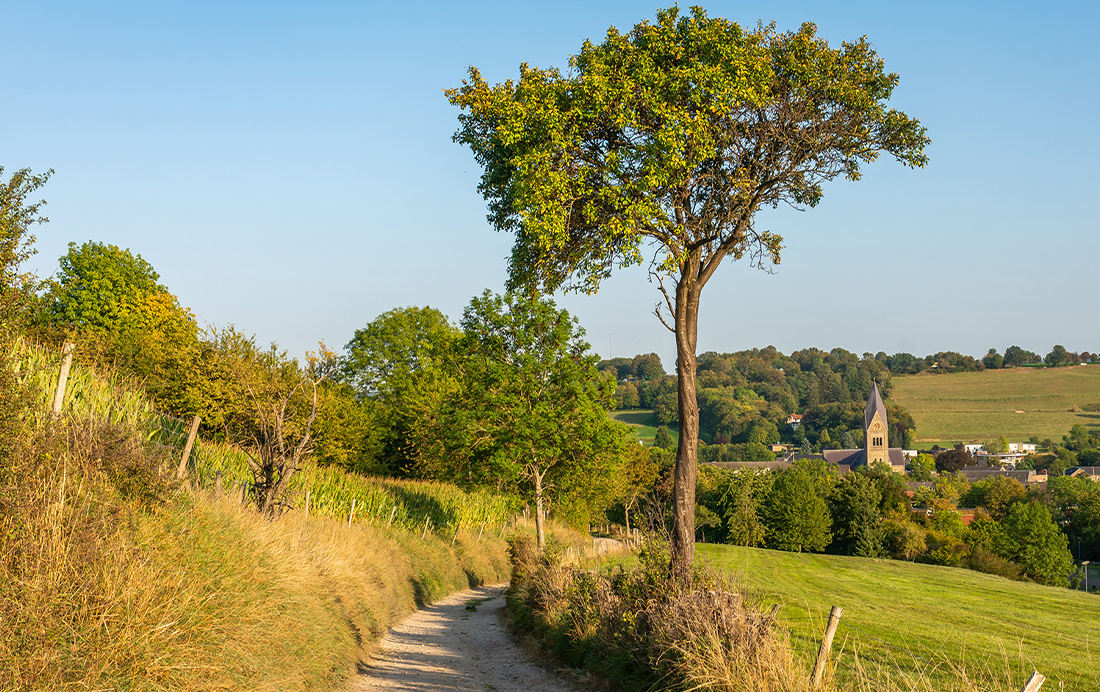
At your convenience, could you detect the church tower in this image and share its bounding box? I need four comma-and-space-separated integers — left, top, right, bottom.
863, 381, 889, 465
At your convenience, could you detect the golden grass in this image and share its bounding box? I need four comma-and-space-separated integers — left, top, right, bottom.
0, 337, 524, 691
890, 366, 1100, 442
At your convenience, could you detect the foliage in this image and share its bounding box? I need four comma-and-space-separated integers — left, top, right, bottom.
909, 453, 936, 481
935, 447, 972, 472
829, 471, 884, 557
762, 464, 832, 552
652, 424, 673, 450
418, 291, 626, 545
340, 306, 461, 475
449, 5, 928, 575
0, 166, 51, 322
996, 502, 1075, 586
507, 537, 805, 692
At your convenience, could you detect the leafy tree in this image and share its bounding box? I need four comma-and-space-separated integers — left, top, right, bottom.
420, 291, 626, 548
1003, 345, 1038, 368
718, 469, 773, 547
935, 447, 972, 473
632, 353, 665, 381
341, 306, 461, 474
43, 241, 170, 332
997, 502, 1075, 586
1048, 475, 1100, 562
982, 348, 1003, 370
910, 453, 936, 481
962, 475, 1026, 521
39, 241, 201, 414
448, 7, 928, 575
653, 424, 674, 450
1, 166, 51, 322
614, 380, 640, 409
618, 441, 660, 531
210, 330, 337, 515
829, 471, 884, 556
762, 465, 833, 552
1045, 344, 1071, 367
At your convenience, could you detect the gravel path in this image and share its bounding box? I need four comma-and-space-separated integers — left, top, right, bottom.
352, 584, 579, 692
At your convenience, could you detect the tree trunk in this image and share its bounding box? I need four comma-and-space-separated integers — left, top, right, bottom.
534, 469, 546, 549
670, 272, 701, 582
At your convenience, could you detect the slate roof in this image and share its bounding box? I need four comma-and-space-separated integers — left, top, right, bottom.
864, 381, 887, 429
959, 468, 1034, 483
822, 448, 906, 469
703, 461, 792, 472
1067, 466, 1100, 475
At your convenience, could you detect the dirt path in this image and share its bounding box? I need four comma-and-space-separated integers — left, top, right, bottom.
351, 584, 579, 692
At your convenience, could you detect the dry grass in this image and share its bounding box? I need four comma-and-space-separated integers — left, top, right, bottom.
513, 538, 1060, 692
0, 338, 515, 691
891, 366, 1100, 442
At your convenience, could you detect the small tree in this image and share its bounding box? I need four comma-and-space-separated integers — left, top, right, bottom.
653, 424, 674, 450
421, 291, 626, 548
1, 166, 51, 322
213, 329, 337, 515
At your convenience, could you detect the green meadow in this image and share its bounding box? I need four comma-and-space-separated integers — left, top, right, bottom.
611, 408, 679, 447
890, 366, 1100, 443
697, 543, 1099, 690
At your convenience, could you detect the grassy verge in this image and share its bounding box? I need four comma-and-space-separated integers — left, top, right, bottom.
698, 543, 1099, 691
891, 367, 1100, 442
0, 337, 527, 690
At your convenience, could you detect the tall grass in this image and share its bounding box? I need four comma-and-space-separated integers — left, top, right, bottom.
0, 337, 520, 690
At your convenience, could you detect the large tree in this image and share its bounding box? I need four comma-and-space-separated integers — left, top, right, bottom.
448, 7, 928, 575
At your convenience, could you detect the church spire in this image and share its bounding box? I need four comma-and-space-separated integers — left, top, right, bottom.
864, 380, 887, 431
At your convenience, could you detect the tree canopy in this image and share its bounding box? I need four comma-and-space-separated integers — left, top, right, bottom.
419, 291, 627, 547
449, 6, 928, 572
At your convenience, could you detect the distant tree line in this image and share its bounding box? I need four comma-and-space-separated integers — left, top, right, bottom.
878, 345, 1097, 374
604, 347, 916, 452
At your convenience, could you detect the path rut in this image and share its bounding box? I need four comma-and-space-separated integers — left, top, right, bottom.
352, 584, 579, 692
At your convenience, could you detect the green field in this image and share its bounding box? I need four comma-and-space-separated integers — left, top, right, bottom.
890, 366, 1100, 443
698, 544, 1099, 690
611, 408, 679, 447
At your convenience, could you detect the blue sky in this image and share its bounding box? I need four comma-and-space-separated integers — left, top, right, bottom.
3, 0, 1097, 367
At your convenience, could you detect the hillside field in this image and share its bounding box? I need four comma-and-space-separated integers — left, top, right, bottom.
889, 365, 1100, 443
611, 408, 679, 447
698, 543, 1099, 690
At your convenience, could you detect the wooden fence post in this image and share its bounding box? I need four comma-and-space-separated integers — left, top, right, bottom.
421, 516, 430, 540
304, 489, 310, 518
1020, 671, 1045, 692
214, 470, 223, 498
811, 606, 843, 688
176, 416, 201, 481
477, 521, 486, 540
452, 525, 460, 545
51, 341, 75, 418
387, 505, 397, 527
348, 498, 356, 527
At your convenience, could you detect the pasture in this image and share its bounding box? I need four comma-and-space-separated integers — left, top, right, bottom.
889, 366, 1100, 443
698, 543, 1099, 690
611, 408, 679, 447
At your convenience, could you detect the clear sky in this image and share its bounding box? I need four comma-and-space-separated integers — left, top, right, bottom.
3, 0, 1097, 367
